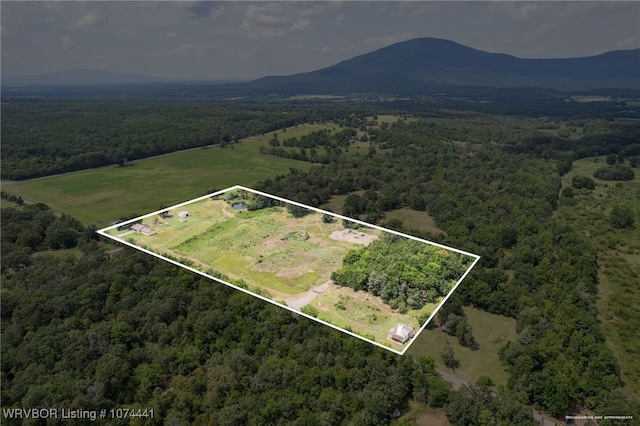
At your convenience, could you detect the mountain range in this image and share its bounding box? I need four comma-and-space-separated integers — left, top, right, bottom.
3, 38, 638, 95
247, 38, 639, 94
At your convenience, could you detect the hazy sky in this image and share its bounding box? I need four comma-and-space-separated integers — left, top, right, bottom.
2, 1, 638, 80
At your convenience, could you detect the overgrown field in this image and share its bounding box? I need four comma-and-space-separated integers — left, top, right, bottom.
408, 307, 517, 387
123, 199, 360, 296
2, 124, 333, 225
556, 157, 640, 399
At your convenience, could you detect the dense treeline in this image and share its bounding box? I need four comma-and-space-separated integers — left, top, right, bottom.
0, 99, 376, 180
331, 235, 473, 312
255, 118, 640, 418
2, 204, 491, 425
1, 199, 99, 275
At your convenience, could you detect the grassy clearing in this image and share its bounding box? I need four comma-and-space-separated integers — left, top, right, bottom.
372, 114, 416, 125
126, 198, 372, 296
255, 122, 337, 140
113, 193, 470, 350
384, 208, 445, 234
2, 125, 330, 226
407, 307, 517, 387
314, 286, 435, 346
396, 402, 451, 426
556, 157, 640, 399
0, 199, 18, 209
34, 247, 84, 259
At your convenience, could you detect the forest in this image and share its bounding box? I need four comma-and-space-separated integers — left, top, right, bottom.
254, 116, 640, 419
331, 235, 473, 312
1, 203, 538, 425
2, 97, 640, 425
0, 100, 372, 180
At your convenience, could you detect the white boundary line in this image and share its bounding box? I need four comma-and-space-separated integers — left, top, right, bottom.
98, 185, 480, 355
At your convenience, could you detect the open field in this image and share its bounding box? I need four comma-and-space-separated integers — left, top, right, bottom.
314, 284, 441, 345
407, 307, 517, 387
0, 199, 18, 209
1, 124, 335, 226
556, 157, 640, 399
101, 187, 477, 353
254, 122, 337, 140
398, 402, 451, 426
384, 207, 445, 234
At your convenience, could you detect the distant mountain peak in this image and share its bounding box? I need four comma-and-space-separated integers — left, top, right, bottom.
248, 37, 640, 94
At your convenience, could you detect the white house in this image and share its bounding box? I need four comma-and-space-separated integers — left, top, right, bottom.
388, 323, 415, 344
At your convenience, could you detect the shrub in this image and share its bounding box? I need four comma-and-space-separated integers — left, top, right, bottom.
571, 175, 595, 190
593, 165, 635, 181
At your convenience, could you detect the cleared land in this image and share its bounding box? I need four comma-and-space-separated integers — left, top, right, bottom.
407, 307, 517, 387
556, 157, 640, 399
103, 188, 476, 352
1, 124, 333, 226
384, 208, 445, 234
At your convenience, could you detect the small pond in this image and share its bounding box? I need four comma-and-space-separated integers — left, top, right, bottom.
231, 202, 246, 210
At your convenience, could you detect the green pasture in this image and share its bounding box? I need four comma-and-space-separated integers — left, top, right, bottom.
126, 198, 367, 296
1, 124, 335, 226
267, 123, 336, 139
397, 402, 451, 426
408, 307, 517, 386
211, 252, 319, 294
556, 157, 640, 399
0, 199, 18, 209
383, 208, 445, 234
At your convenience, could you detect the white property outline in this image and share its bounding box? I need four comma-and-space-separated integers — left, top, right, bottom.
98, 185, 480, 355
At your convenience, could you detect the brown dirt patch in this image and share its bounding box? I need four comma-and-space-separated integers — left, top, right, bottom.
329, 229, 377, 245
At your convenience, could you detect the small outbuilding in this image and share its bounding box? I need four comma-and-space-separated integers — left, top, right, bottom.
388, 323, 415, 344
131, 223, 156, 236
178, 211, 191, 222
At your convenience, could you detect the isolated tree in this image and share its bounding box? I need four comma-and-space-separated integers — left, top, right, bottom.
269, 132, 279, 147
286, 203, 310, 218
572, 175, 595, 190
561, 187, 574, 197
321, 213, 335, 223
610, 205, 635, 229
441, 342, 460, 370
456, 317, 479, 350
606, 154, 617, 165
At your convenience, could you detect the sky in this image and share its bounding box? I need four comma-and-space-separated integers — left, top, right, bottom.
2, 1, 639, 81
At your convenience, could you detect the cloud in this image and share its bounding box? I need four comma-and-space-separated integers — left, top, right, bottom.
184, 2, 224, 19
242, 2, 326, 40
60, 34, 73, 49
334, 13, 345, 25
165, 32, 179, 39
491, 2, 539, 21
167, 42, 216, 58
291, 19, 309, 31
76, 11, 106, 29
527, 21, 559, 42
364, 31, 416, 47
557, 1, 631, 19
615, 37, 637, 49
388, 2, 459, 17
519, 47, 545, 57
